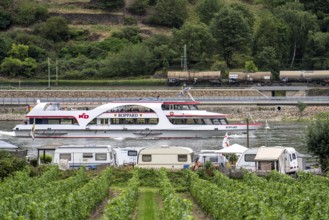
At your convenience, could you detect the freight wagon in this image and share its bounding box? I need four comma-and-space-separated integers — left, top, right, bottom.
167, 71, 221, 86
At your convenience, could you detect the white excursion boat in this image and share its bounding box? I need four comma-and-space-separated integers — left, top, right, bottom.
13, 100, 262, 139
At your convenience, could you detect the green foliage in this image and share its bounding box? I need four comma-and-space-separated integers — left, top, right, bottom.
39, 154, 52, 164
172, 22, 215, 66
196, 0, 221, 25
137, 168, 159, 187
0, 56, 37, 78
92, 0, 125, 10
148, 0, 188, 28
103, 169, 139, 220
297, 101, 307, 117
304, 32, 329, 69
0, 151, 29, 180
33, 16, 69, 42
111, 167, 134, 186
8, 43, 29, 60
14, 1, 48, 26
158, 169, 193, 219
306, 118, 329, 172
127, 0, 149, 15
111, 26, 142, 43
100, 44, 155, 77
244, 60, 258, 72
255, 46, 280, 73
210, 5, 253, 67
0, 7, 12, 29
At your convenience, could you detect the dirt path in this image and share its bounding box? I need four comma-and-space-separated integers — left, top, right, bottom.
88, 187, 123, 220
179, 192, 212, 220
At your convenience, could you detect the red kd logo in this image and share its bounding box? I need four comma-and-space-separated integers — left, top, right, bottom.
79, 113, 89, 119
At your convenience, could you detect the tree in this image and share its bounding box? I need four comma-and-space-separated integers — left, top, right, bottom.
100, 44, 155, 77
148, 0, 187, 28
274, 3, 319, 68
111, 26, 142, 44
253, 12, 290, 69
210, 5, 252, 67
303, 32, 329, 69
33, 16, 69, 42
255, 46, 280, 75
172, 23, 215, 67
0, 151, 28, 180
127, 0, 148, 16
306, 117, 329, 172
8, 43, 29, 60
0, 7, 12, 29
196, 0, 221, 25
244, 60, 258, 72
14, 1, 48, 26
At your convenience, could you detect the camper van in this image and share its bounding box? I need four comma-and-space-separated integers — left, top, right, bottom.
112, 147, 143, 167
254, 146, 298, 174
52, 145, 113, 170
235, 148, 259, 171
136, 146, 194, 169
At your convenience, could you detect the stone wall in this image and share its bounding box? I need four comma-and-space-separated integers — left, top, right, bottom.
49, 12, 124, 25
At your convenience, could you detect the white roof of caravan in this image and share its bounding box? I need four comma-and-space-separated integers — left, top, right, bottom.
0, 140, 18, 149
139, 146, 194, 154
217, 144, 248, 154
254, 147, 285, 161
55, 145, 111, 152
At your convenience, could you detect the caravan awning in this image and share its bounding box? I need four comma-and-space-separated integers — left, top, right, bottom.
254, 147, 285, 161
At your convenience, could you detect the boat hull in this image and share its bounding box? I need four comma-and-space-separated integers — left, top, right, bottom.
13, 128, 257, 139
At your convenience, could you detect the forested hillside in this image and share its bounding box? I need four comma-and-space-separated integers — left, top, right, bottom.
0, 0, 328, 80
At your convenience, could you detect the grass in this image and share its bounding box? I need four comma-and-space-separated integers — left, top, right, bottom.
135, 187, 161, 220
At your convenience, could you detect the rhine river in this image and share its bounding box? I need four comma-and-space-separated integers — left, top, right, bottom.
0, 120, 309, 157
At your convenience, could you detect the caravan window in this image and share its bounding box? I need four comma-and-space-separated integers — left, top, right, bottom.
142, 155, 152, 162
95, 153, 107, 161
60, 153, 71, 161
83, 153, 93, 159
128, 150, 138, 156
178, 154, 188, 162
292, 153, 296, 160
245, 154, 256, 162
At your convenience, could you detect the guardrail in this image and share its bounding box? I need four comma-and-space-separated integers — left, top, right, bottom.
1, 96, 329, 106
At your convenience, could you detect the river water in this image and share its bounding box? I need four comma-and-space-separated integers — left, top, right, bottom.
0, 120, 309, 156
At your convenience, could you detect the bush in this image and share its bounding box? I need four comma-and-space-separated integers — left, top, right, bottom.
0, 151, 29, 179
40, 154, 52, 164
127, 0, 148, 16
14, 1, 48, 26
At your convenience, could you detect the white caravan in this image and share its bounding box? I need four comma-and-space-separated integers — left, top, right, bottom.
254, 146, 298, 174
235, 148, 259, 171
197, 152, 227, 168
112, 147, 144, 166
136, 146, 194, 169
52, 145, 112, 170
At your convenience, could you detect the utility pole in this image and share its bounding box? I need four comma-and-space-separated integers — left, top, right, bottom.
55, 59, 58, 86
183, 44, 187, 71
48, 57, 51, 89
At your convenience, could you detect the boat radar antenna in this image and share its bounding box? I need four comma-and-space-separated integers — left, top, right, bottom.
178, 86, 195, 101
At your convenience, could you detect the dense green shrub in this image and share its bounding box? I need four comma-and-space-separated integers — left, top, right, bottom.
127, 0, 148, 16
33, 16, 69, 42
0, 7, 12, 29
14, 1, 48, 26
0, 151, 29, 180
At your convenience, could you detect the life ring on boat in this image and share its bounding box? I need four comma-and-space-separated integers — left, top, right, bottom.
170, 112, 174, 116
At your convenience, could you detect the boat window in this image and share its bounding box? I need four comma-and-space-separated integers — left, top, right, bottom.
48, 119, 61, 124
100, 119, 109, 125
190, 105, 198, 110
220, 119, 228, 125
244, 154, 256, 162
109, 105, 154, 113
178, 154, 188, 162
88, 119, 97, 125
83, 153, 93, 159
203, 119, 212, 125
161, 105, 170, 110
212, 119, 221, 125
209, 157, 218, 163
59, 153, 71, 161
95, 153, 107, 161
142, 154, 152, 162
128, 150, 138, 156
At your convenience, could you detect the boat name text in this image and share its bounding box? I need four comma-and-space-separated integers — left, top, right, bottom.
117, 113, 139, 118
